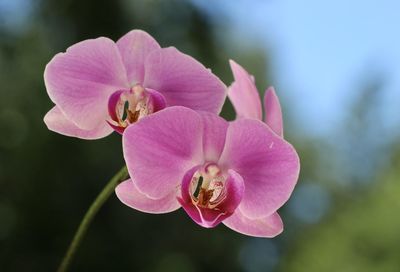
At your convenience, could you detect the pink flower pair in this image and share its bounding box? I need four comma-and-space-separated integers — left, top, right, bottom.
44, 30, 300, 237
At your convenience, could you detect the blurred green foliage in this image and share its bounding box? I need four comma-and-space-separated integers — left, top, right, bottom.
0, 0, 399, 271
281, 147, 400, 272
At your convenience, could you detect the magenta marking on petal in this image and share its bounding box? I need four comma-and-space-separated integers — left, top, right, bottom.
217, 169, 244, 213
146, 88, 167, 113
197, 207, 229, 227
177, 197, 202, 225
106, 120, 125, 135
180, 165, 201, 203
177, 197, 229, 228
181, 201, 233, 228
108, 90, 125, 122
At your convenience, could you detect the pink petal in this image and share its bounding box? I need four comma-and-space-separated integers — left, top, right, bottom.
219, 119, 300, 219
223, 210, 283, 237
200, 112, 228, 162
146, 88, 167, 113
116, 30, 161, 85
178, 166, 200, 204
264, 87, 283, 137
143, 47, 226, 114
122, 106, 204, 199
107, 90, 125, 123
177, 202, 228, 228
44, 106, 113, 139
44, 37, 129, 130
217, 169, 245, 213
178, 168, 244, 228
115, 179, 180, 214
228, 60, 262, 120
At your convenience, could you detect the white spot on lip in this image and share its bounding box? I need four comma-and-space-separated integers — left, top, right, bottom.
269, 142, 274, 149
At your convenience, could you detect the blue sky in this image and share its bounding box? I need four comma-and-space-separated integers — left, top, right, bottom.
192, 0, 400, 136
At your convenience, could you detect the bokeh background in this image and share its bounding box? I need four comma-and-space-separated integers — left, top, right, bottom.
1, 0, 400, 271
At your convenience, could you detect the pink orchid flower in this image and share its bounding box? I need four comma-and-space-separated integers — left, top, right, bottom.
228, 60, 283, 137
43, 30, 226, 139
116, 106, 300, 237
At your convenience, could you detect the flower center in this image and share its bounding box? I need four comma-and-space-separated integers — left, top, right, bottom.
189, 164, 227, 209
107, 85, 156, 133
118, 85, 152, 125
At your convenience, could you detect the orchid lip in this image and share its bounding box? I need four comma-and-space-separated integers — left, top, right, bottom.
107, 85, 166, 134
189, 164, 227, 209
178, 163, 244, 228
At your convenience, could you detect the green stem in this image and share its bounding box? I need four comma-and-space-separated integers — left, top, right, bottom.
57, 166, 129, 272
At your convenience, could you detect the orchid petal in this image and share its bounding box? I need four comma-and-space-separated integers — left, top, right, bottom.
116, 30, 161, 85
217, 169, 245, 214
199, 112, 228, 162
107, 90, 124, 123
219, 119, 300, 219
44, 37, 129, 130
145, 88, 167, 113
143, 47, 226, 114
228, 60, 262, 120
123, 106, 203, 199
44, 106, 113, 139
264, 87, 283, 137
177, 202, 227, 228
116, 179, 180, 214
223, 210, 283, 237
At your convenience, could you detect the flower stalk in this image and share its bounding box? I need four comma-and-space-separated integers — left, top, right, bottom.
57, 166, 129, 272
